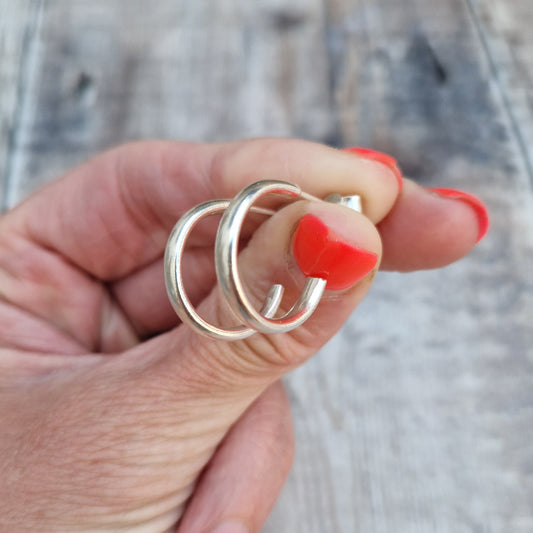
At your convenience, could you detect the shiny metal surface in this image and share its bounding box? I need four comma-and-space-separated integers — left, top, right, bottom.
164, 180, 362, 340
325, 193, 363, 212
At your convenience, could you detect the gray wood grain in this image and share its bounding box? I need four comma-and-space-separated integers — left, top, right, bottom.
0, 0, 38, 209
1, 1, 532, 532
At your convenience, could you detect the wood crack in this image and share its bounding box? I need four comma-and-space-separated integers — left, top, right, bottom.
464, 0, 533, 189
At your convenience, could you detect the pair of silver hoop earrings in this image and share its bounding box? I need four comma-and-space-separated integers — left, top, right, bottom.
164, 180, 362, 341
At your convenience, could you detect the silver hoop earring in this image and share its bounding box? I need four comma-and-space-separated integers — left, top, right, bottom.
164, 180, 362, 340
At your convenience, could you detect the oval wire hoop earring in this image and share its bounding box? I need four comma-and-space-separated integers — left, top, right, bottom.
164, 180, 362, 341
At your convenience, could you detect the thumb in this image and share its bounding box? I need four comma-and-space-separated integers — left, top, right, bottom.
140, 196, 381, 404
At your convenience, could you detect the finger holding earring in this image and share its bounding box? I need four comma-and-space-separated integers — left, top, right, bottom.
164, 179, 373, 341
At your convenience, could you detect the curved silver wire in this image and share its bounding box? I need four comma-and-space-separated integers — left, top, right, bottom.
165, 200, 276, 340
164, 179, 362, 340
164, 200, 248, 340
215, 180, 328, 334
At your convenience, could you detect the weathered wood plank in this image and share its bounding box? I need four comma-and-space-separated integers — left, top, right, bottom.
0, 0, 40, 209
1, 1, 532, 532
469, 0, 533, 187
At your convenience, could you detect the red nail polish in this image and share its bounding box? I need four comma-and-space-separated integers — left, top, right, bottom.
429, 188, 490, 243
343, 147, 403, 191
293, 214, 378, 291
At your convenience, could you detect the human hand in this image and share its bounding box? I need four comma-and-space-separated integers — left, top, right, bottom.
0, 139, 487, 532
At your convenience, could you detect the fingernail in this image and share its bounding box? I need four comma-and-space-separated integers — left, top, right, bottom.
428, 188, 490, 243
210, 521, 250, 533
343, 147, 403, 191
293, 214, 378, 291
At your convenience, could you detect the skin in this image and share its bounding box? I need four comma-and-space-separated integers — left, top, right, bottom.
0, 138, 481, 532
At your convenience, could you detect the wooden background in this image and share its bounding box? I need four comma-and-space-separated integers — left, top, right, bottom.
1, 0, 533, 531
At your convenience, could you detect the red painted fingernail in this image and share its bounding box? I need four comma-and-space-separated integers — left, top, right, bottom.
429, 188, 490, 243
343, 147, 403, 191
293, 214, 378, 291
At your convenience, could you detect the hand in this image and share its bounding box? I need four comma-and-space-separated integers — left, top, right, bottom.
0, 139, 484, 532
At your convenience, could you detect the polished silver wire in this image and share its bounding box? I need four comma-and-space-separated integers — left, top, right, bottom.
164, 199, 251, 340
164, 180, 362, 340
215, 180, 328, 334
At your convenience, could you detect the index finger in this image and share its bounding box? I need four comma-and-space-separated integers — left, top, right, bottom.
6, 139, 400, 281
